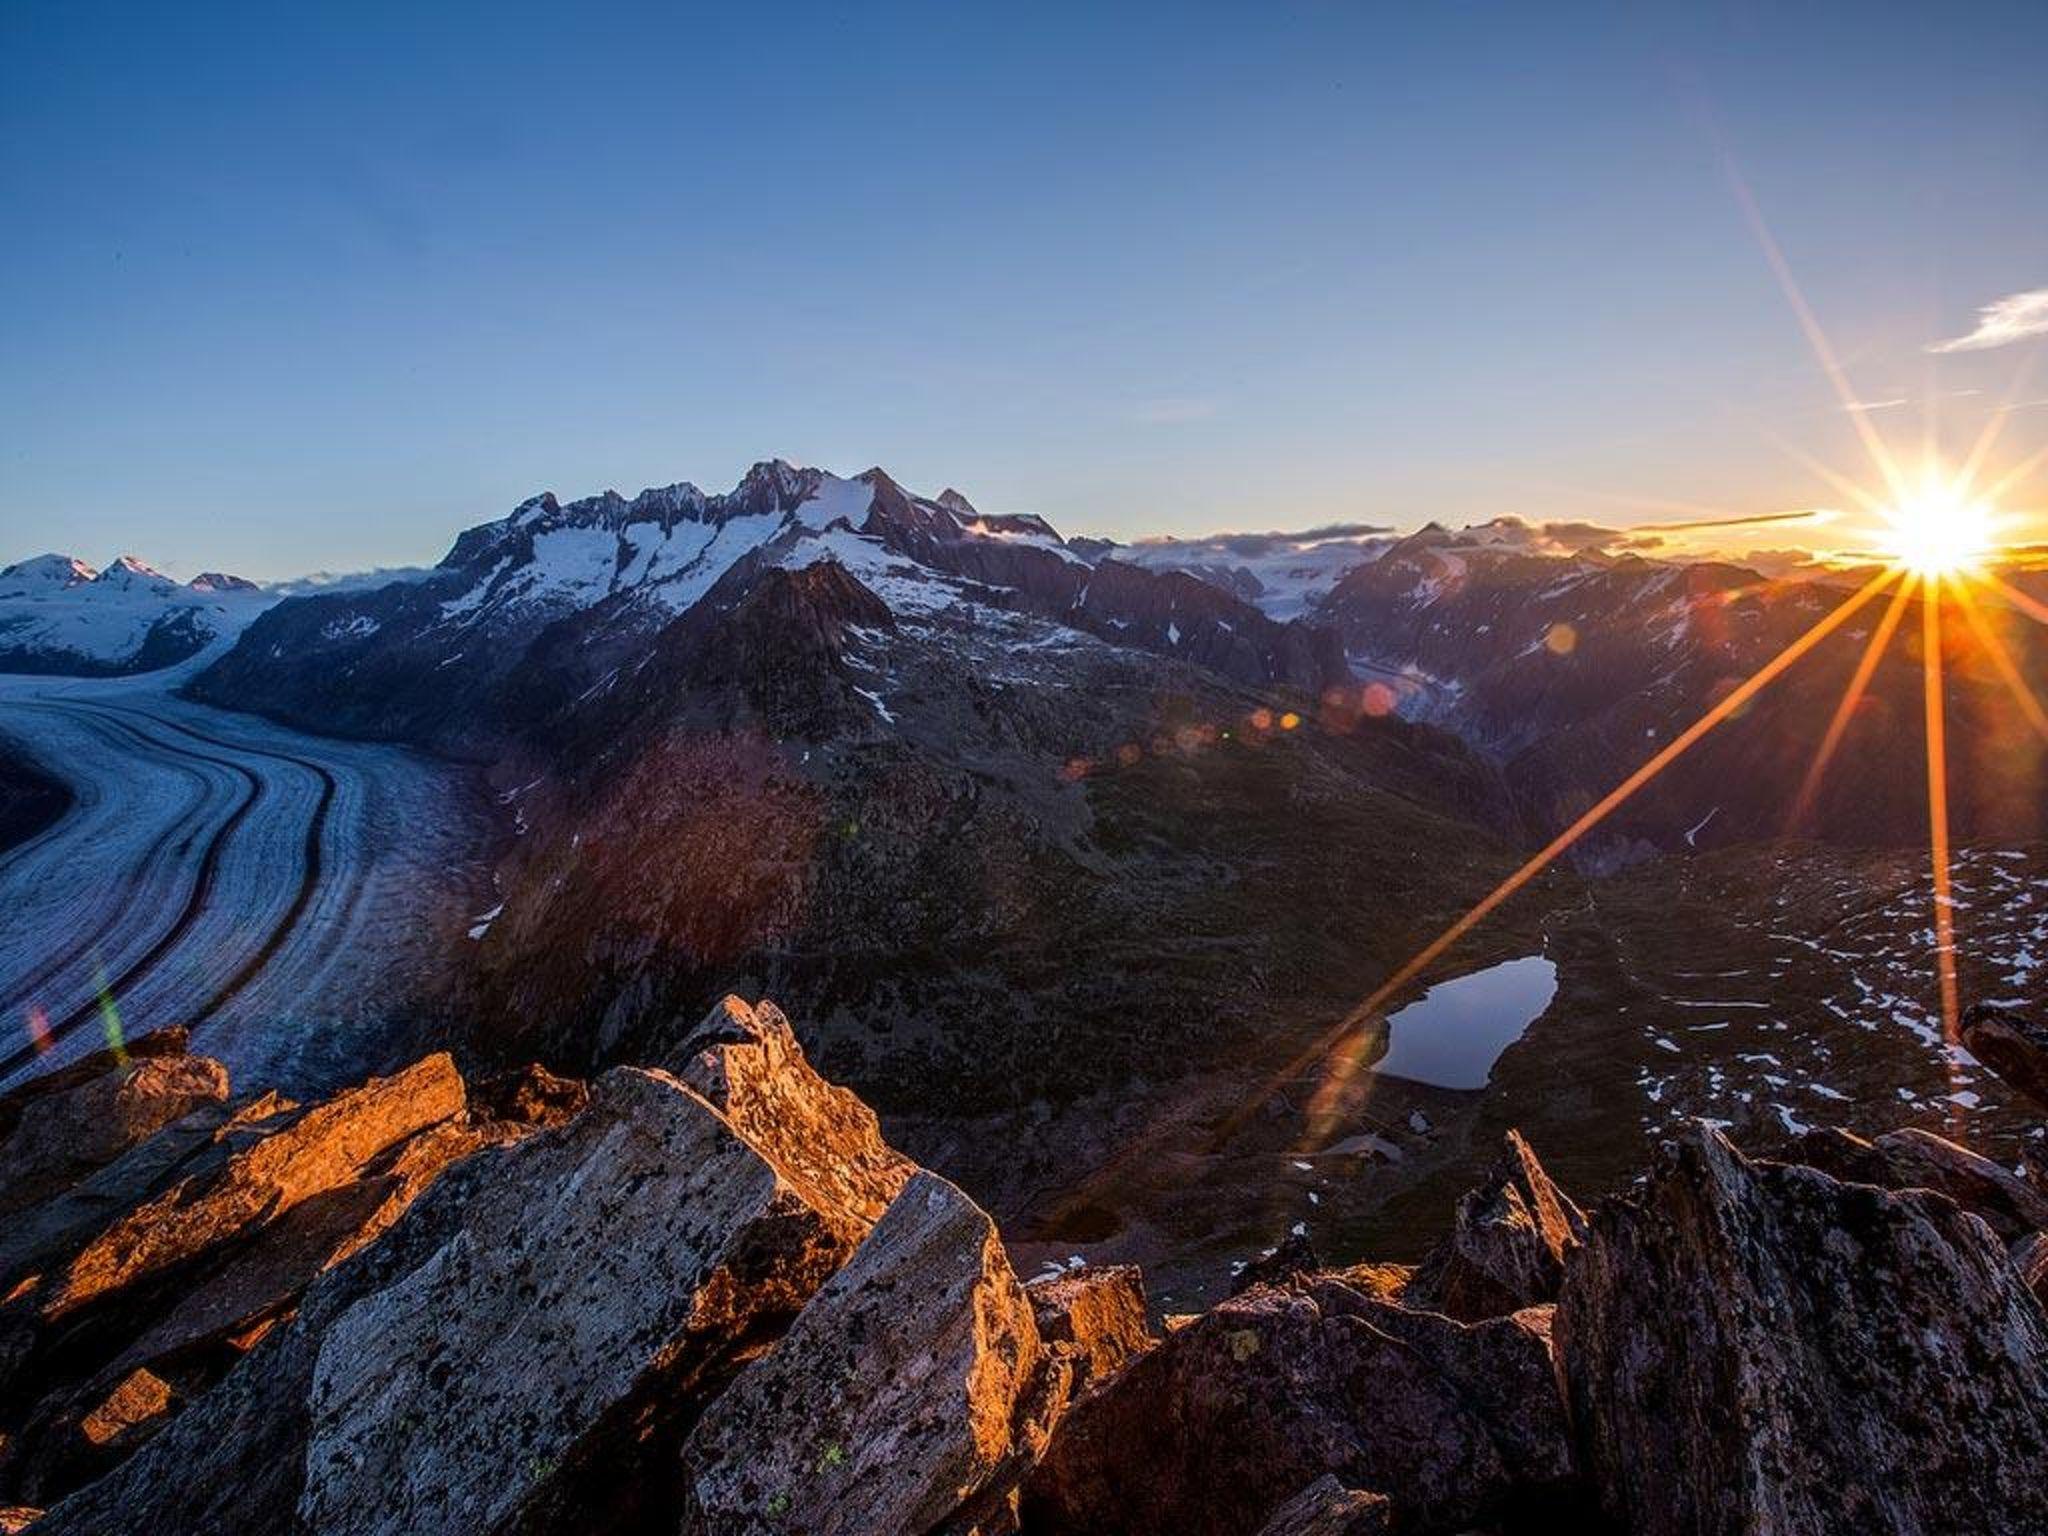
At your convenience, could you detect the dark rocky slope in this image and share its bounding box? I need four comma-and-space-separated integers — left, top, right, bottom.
454, 556, 1528, 1229
1320, 538, 2048, 857
4, 991, 2047, 1534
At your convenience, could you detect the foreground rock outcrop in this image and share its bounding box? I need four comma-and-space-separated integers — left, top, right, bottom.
7, 993, 2048, 1535
1022, 1281, 1580, 1534
683, 1171, 1061, 1534
1961, 1001, 2048, 1111
1404, 1130, 1586, 1322
1556, 1126, 2048, 1536
12, 1000, 1067, 1535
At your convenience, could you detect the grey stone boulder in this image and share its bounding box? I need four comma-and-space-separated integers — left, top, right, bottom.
1556, 1124, 2048, 1536
1022, 1274, 1579, 1535
1405, 1131, 1586, 1322
684, 1171, 1063, 1534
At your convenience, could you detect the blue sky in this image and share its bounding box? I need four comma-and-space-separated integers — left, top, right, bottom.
3, 1, 2044, 579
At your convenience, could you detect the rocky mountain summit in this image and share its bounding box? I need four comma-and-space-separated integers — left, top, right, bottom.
190, 461, 1346, 755
4, 994, 2047, 1534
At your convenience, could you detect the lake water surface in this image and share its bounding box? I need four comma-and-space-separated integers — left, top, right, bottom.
1372, 954, 1559, 1090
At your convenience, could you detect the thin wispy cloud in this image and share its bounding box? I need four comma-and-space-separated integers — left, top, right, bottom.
264, 565, 434, 595
1627, 507, 1834, 535
1929, 287, 2048, 353
1131, 521, 1392, 557
1844, 397, 1908, 412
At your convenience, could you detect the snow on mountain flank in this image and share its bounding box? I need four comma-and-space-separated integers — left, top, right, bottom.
0, 553, 100, 594
0, 552, 273, 676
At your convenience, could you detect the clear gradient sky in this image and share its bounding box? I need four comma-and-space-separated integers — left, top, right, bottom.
3, 1, 2045, 580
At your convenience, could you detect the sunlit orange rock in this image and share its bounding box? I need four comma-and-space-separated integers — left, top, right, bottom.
44, 1054, 465, 1318
1027, 1263, 1155, 1393
0, 1035, 228, 1220
670, 995, 914, 1227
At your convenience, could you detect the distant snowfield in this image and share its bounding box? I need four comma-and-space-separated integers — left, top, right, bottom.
1117, 532, 1394, 620
0, 554, 278, 674
0, 647, 492, 1096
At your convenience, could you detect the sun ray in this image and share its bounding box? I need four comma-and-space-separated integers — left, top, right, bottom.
1980, 443, 2048, 509
1976, 569, 2048, 630
1921, 579, 1962, 1045
1787, 572, 1918, 831
1952, 575, 2048, 742
1955, 351, 2043, 496
1214, 566, 1900, 1147
1761, 430, 1895, 517
1724, 166, 1910, 503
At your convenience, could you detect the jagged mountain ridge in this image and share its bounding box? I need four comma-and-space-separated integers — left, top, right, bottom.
460, 548, 1518, 1124
189, 460, 1347, 754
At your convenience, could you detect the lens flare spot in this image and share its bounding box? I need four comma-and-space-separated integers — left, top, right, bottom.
1545, 622, 1578, 655
95, 975, 128, 1066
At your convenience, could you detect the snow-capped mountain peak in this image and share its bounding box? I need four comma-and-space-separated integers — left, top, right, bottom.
0, 553, 99, 594
0, 552, 273, 676
93, 554, 178, 592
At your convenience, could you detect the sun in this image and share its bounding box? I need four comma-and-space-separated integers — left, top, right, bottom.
1878, 469, 1999, 576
